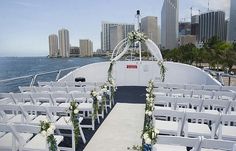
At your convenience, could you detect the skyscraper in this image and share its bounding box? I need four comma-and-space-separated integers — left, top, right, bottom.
161, 0, 179, 50
48, 34, 58, 57
58, 28, 70, 58
191, 15, 200, 41
80, 39, 93, 57
199, 11, 226, 42
141, 16, 159, 46
110, 25, 123, 50
228, 0, 236, 42
101, 22, 135, 51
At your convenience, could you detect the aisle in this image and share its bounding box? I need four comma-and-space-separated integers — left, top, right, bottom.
84, 103, 145, 151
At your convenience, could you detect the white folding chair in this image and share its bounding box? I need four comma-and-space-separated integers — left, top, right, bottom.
48, 106, 87, 146
30, 93, 53, 106
12, 123, 63, 151
192, 90, 214, 99
218, 114, 236, 141
154, 96, 176, 110
153, 109, 185, 136
200, 137, 236, 151
201, 99, 230, 114
0, 123, 33, 151
153, 135, 201, 151
183, 111, 221, 139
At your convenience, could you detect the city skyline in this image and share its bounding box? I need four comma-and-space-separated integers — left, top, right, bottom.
0, 0, 231, 56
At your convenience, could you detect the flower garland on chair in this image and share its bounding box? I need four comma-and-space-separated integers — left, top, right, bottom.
67, 101, 80, 145
100, 84, 109, 111
40, 120, 57, 151
90, 90, 102, 118
142, 80, 159, 150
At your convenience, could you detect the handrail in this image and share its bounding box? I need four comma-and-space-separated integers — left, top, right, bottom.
0, 66, 79, 87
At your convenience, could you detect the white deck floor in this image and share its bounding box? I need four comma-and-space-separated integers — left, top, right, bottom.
84, 103, 145, 151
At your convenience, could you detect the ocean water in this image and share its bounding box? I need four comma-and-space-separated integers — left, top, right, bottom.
0, 57, 108, 92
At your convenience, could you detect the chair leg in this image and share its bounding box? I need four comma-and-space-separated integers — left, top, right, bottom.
79, 125, 86, 144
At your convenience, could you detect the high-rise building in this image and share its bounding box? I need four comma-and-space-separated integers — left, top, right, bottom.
191, 15, 200, 41
70, 46, 80, 57
199, 11, 226, 42
101, 22, 135, 51
179, 22, 191, 36
58, 28, 70, 58
141, 16, 159, 46
48, 34, 58, 57
228, 0, 236, 42
110, 25, 123, 50
80, 39, 93, 57
161, 0, 179, 50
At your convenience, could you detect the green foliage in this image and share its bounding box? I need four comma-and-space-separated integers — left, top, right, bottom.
163, 37, 236, 71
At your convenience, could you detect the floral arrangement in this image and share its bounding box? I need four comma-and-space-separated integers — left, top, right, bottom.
157, 61, 167, 82
128, 80, 159, 151
107, 60, 117, 101
91, 90, 102, 117
40, 119, 57, 151
100, 84, 109, 111
128, 31, 147, 43
67, 101, 80, 145
142, 80, 159, 150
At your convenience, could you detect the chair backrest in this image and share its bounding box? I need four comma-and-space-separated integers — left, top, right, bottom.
67, 87, 85, 94
154, 96, 176, 108
203, 85, 221, 91
171, 89, 192, 98
153, 88, 171, 96
214, 91, 236, 100
221, 114, 236, 125
0, 104, 22, 122
30, 93, 52, 105
154, 82, 169, 89
201, 137, 236, 151
201, 99, 230, 113
38, 81, 52, 87
18, 86, 35, 93
34, 87, 51, 93
185, 84, 203, 90
175, 97, 202, 111
154, 109, 185, 120
192, 90, 214, 99
50, 87, 68, 93
185, 111, 220, 124
0, 93, 14, 103
50, 93, 72, 103
155, 135, 201, 151
221, 86, 236, 92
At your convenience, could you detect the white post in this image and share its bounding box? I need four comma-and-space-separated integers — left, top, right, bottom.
139, 41, 142, 62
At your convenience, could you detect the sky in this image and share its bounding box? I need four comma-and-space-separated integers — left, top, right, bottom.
0, 0, 230, 57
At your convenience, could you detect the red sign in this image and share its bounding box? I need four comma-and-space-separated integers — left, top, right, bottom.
127, 65, 137, 69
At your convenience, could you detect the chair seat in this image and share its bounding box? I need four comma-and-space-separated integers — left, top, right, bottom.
40, 102, 59, 107
58, 103, 70, 108
221, 126, 236, 140
153, 144, 188, 151
155, 120, 179, 135
56, 116, 83, 127
78, 103, 93, 110
203, 110, 219, 115
0, 132, 33, 149
8, 114, 35, 123
23, 134, 63, 150
30, 115, 59, 124
186, 123, 211, 137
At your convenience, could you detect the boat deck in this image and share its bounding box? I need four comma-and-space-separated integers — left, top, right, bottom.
84, 103, 145, 151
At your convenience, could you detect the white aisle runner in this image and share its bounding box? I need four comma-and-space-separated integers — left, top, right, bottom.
84, 103, 145, 151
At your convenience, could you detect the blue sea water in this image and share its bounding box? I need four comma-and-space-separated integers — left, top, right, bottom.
0, 57, 108, 92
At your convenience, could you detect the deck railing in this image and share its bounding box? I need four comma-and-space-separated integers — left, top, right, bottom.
0, 66, 79, 93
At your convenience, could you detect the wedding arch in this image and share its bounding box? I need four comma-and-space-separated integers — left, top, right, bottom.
108, 31, 167, 84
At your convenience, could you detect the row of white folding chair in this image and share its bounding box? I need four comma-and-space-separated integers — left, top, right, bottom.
0, 93, 96, 130
0, 123, 63, 151
153, 135, 236, 151
154, 82, 236, 92
154, 108, 236, 141
154, 96, 235, 114
153, 109, 223, 139
154, 88, 236, 101
19, 85, 102, 94
0, 104, 86, 147
38, 81, 105, 88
